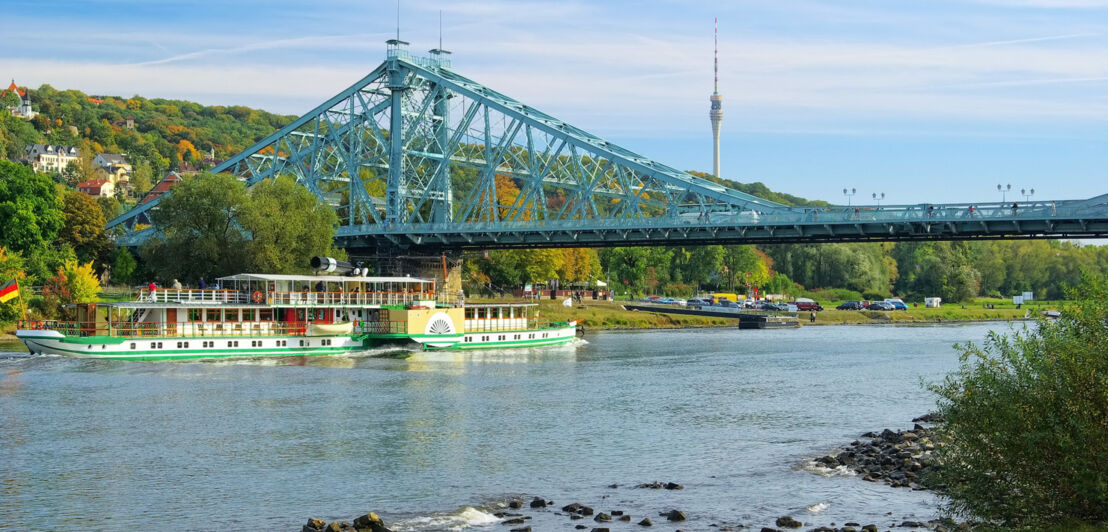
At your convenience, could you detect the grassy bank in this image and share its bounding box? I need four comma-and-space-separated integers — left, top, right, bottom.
469, 298, 1045, 330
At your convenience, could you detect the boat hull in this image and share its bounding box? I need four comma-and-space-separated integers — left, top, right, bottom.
17, 330, 375, 361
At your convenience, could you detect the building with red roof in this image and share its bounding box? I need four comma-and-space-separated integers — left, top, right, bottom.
3, 79, 36, 119
76, 179, 115, 198
139, 171, 183, 205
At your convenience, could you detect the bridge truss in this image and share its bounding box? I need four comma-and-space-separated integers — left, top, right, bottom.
107, 43, 1108, 251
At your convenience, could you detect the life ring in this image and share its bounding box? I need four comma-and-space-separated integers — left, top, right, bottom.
252, 291, 264, 304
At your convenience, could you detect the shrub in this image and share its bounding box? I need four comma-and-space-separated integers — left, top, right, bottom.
928, 273, 1108, 525
803, 287, 863, 303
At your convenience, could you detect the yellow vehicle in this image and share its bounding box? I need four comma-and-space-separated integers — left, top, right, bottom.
711, 293, 746, 302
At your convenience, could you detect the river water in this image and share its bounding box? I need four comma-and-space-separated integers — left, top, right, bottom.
0, 322, 1019, 531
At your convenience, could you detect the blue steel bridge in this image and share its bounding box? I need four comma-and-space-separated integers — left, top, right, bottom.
106, 42, 1108, 253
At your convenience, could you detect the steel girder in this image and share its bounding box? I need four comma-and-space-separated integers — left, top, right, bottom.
105, 49, 1108, 253
106, 49, 789, 242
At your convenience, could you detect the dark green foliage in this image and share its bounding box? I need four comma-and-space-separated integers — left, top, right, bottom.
929, 274, 1108, 525
112, 248, 136, 285
0, 160, 65, 257
141, 173, 342, 283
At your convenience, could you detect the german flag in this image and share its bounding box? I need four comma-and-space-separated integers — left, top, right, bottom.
0, 280, 18, 304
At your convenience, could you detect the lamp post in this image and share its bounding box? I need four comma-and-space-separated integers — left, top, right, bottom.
843, 187, 856, 206
1021, 188, 1035, 202
872, 192, 885, 207
997, 183, 1011, 203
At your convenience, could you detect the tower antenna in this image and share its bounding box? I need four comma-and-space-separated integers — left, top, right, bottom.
709, 18, 724, 178
439, 10, 443, 50
396, 0, 401, 42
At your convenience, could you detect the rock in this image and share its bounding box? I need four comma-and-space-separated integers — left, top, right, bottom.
502, 517, 526, 525
594, 513, 612, 522
901, 521, 923, 528
608, 483, 619, 488
590, 529, 610, 532
811, 528, 836, 532
529, 497, 547, 508
575, 526, 587, 530
844, 523, 860, 527
579, 506, 594, 516
637, 481, 663, 489
611, 510, 623, 516
619, 515, 631, 521
562, 503, 582, 513
638, 517, 653, 526
509, 527, 531, 532
509, 500, 523, 509
353, 512, 392, 532
665, 510, 687, 522
760, 528, 782, 532
862, 525, 878, 532
303, 518, 326, 532
324, 523, 342, 532
774, 516, 802, 529
664, 482, 684, 490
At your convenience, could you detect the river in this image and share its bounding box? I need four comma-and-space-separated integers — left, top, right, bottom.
0, 322, 1020, 531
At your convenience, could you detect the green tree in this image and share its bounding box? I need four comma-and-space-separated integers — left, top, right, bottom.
0, 160, 65, 257
241, 176, 342, 274
142, 172, 249, 282
112, 247, 137, 285
40, 259, 101, 319
130, 160, 154, 197
58, 189, 113, 269
929, 273, 1108, 525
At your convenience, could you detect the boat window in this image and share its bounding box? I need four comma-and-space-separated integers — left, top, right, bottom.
130, 343, 135, 349
227, 309, 241, 322
477, 308, 487, 319
242, 309, 255, 322
465, 308, 474, 319
206, 309, 221, 322
259, 309, 273, 321
188, 309, 203, 322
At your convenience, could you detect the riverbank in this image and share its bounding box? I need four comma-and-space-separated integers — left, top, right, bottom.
520, 299, 1035, 330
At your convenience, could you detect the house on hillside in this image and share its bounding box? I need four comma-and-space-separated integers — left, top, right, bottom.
93, 153, 132, 183
110, 116, 134, 130
2, 79, 36, 119
76, 178, 115, 198
24, 144, 79, 174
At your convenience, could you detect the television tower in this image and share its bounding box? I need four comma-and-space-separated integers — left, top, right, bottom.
709, 18, 723, 178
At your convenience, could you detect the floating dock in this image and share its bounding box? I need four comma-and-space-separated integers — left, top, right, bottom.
622, 304, 800, 329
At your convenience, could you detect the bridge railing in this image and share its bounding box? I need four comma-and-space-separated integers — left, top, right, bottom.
338, 198, 1082, 236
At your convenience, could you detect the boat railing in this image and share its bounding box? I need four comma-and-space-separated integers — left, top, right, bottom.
137, 288, 247, 304
134, 288, 459, 307
268, 291, 439, 307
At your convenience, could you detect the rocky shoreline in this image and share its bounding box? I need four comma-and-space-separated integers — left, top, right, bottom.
301, 416, 968, 532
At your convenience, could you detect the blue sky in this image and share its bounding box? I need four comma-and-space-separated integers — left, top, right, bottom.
2, 0, 1106, 206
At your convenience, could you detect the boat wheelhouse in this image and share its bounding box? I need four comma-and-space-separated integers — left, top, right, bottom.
17, 272, 576, 360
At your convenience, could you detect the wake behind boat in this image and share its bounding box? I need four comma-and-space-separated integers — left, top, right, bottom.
17, 258, 576, 360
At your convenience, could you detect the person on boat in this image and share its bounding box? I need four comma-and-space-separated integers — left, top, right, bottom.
147, 281, 157, 302
198, 277, 206, 290
171, 279, 182, 289
315, 280, 324, 292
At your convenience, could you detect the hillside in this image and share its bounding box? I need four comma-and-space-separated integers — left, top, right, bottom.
0, 82, 297, 183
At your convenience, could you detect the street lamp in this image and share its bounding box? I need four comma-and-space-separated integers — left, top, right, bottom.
843, 187, 856, 206
1021, 188, 1035, 202
997, 184, 1011, 202
872, 192, 885, 207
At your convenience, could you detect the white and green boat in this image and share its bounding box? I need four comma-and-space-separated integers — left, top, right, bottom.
17, 263, 576, 361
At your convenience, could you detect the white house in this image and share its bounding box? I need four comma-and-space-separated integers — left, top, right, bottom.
24, 144, 80, 174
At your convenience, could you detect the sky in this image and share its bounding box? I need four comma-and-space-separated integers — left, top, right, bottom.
2, 0, 1107, 207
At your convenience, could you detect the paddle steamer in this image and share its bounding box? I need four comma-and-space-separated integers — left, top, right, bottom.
17, 258, 576, 360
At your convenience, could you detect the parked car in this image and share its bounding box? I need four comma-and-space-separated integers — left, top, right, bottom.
836, 301, 866, 310
687, 298, 710, 307
866, 301, 896, 311
794, 298, 824, 311
758, 302, 789, 311
884, 298, 908, 310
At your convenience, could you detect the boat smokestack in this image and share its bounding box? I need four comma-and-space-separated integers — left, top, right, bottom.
311, 256, 356, 275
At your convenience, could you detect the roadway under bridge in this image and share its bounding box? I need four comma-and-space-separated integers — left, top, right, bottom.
106, 42, 1108, 254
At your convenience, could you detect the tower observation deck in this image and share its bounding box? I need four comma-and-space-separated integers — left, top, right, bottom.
710, 18, 723, 178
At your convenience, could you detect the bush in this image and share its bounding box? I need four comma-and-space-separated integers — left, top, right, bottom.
803, 287, 863, 303
928, 273, 1108, 525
